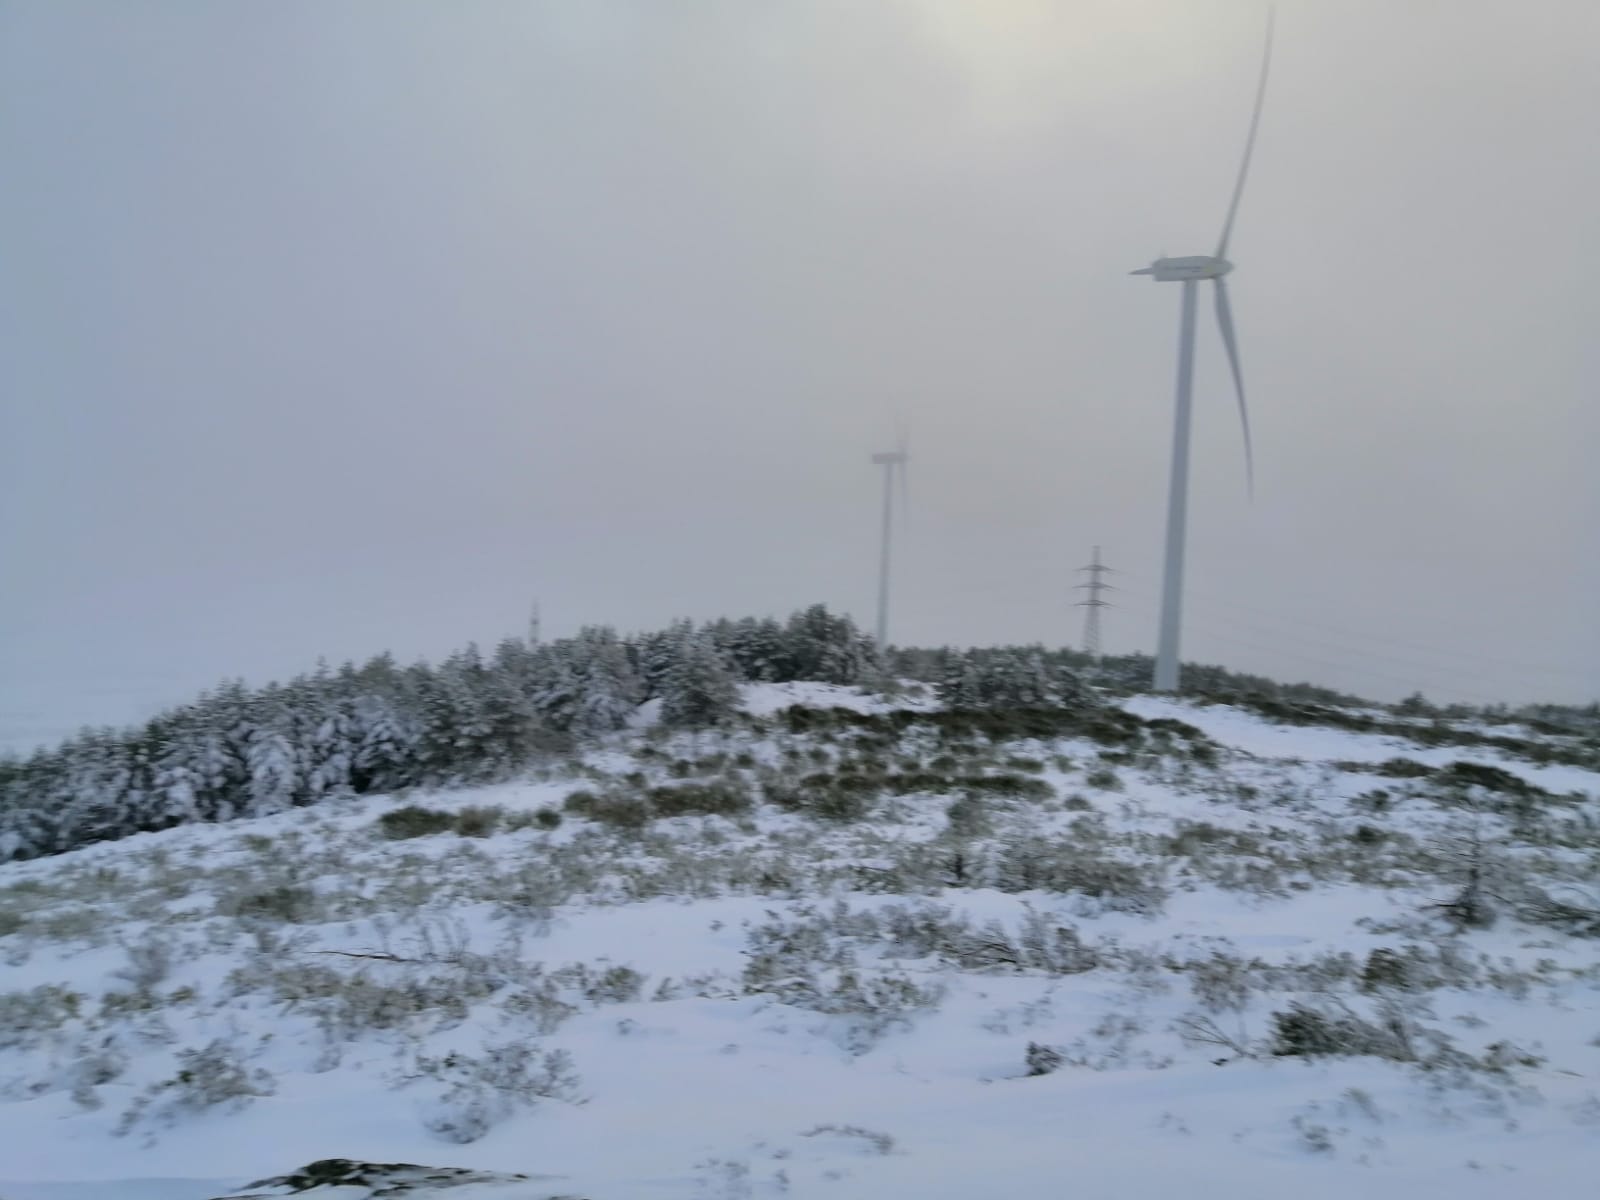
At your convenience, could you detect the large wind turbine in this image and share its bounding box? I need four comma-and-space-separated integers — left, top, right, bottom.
1133, 10, 1274, 693
871, 433, 909, 648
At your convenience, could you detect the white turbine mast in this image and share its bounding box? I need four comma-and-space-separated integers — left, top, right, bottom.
1134, 9, 1274, 693
871, 427, 910, 648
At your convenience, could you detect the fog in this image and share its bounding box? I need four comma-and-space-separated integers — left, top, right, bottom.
2, 0, 1596, 747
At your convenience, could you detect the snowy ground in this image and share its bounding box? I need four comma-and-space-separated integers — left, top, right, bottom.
1, 685, 1597, 1199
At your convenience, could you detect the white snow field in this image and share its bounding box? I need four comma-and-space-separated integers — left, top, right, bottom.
1, 684, 1597, 1199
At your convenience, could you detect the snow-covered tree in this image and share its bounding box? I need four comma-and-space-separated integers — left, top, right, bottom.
660, 629, 741, 728
565, 627, 643, 738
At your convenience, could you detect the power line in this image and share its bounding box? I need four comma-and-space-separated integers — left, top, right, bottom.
1112, 593, 1550, 706
1115, 583, 1524, 693
1113, 569, 1592, 690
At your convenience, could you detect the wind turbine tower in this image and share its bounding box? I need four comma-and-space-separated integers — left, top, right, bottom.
871, 443, 909, 648
1132, 11, 1274, 692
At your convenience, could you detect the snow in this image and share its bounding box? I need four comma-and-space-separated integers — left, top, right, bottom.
736, 680, 938, 717
1, 684, 1596, 1198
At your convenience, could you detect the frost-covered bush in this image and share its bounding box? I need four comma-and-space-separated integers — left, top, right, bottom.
1185, 951, 1256, 1014
409, 1042, 581, 1143
452, 805, 504, 838
581, 964, 646, 1006
741, 940, 943, 1053
0, 984, 84, 1050
1519, 885, 1600, 938
945, 794, 989, 839
65, 1033, 132, 1108
215, 883, 320, 924
1025, 1041, 1064, 1076
118, 1039, 275, 1135
648, 780, 753, 819
1084, 767, 1122, 791
377, 806, 458, 839
800, 1123, 896, 1154
990, 841, 1167, 914
1269, 997, 1448, 1065
563, 789, 652, 830
114, 935, 175, 991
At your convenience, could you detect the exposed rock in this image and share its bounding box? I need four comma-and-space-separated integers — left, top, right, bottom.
208, 1157, 585, 1198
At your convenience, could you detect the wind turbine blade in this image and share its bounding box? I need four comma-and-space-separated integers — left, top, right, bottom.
1215, 6, 1274, 260
1212, 277, 1255, 498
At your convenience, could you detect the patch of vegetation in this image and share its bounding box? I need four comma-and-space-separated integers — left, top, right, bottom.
958, 773, 1054, 801
215, 884, 320, 924
377, 807, 459, 840
647, 780, 753, 819
562, 790, 652, 829
451, 806, 503, 838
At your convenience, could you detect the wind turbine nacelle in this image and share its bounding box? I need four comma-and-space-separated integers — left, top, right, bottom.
871, 452, 908, 465
1132, 255, 1232, 282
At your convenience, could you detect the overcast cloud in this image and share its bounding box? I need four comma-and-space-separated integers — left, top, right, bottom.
2, 0, 1596, 746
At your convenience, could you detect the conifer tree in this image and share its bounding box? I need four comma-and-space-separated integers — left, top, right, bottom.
660, 629, 741, 728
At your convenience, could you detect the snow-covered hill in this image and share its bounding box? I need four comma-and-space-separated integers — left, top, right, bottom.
1, 684, 1597, 1199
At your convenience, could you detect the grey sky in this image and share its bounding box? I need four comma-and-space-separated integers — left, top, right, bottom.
2, 0, 1596, 746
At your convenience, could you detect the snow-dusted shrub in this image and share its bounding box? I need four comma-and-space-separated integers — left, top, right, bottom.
1269, 998, 1432, 1064
499, 979, 580, 1035
1173, 1011, 1254, 1060
740, 907, 946, 1053
648, 780, 753, 819
377, 806, 457, 839
114, 934, 175, 991
1185, 951, 1256, 1014
694, 1157, 755, 1200
117, 1039, 275, 1135
1083, 767, 1122, 791
800, 1123, 896, 1154
1519, 885, 1600, 938
1057, 1011, 1168, 1071
886, 904, 1100, 976
796, 773, 876, 823
563, 789, 651, 830
452, 805, 504, 838
990, 841, 1167, 915
1360, 948, 1411, 993
0, 984, 84, 1050
215, 883, 321, 924
66, 1033, 131, 1107
944, 794, 989, 839
1025, 1041, 1064, 1076
487, 866, 566, 927
409, 1042, 581, 1143
579, 964, 645, 1006
957, 773, 1053, 802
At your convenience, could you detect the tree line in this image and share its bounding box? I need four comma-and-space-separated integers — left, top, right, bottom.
0, 605, 881, 861
10, 597, 1557, 864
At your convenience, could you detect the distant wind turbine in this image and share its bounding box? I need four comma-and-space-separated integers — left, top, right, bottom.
871, 429, 910, 648
1133, 9, 1274, 693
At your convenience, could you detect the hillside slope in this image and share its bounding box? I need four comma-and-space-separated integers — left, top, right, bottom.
1, 684, 1597, 1199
